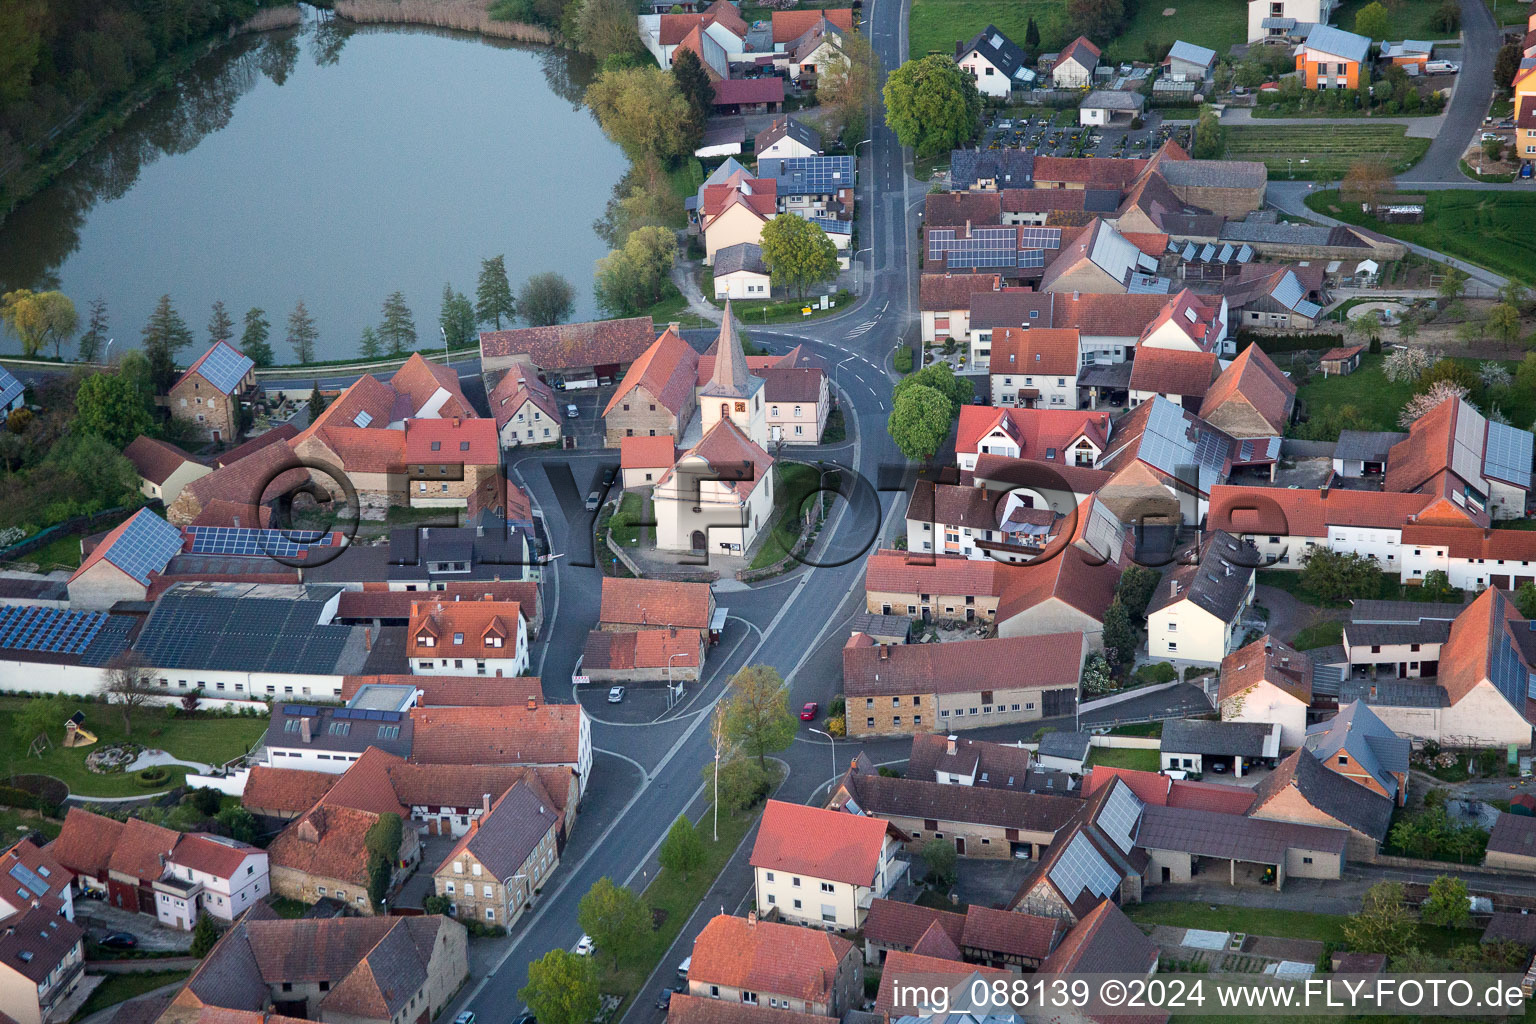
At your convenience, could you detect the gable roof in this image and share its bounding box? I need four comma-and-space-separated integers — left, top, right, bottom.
962, 904, 1062, 961
606, 326, 701, 419
171, 833, 260, 879
989, 328, 1080, 378
749, 800, 893, 886
1438, 586, 1528, 710
713, 242, 769, 278
70, 508, 185, 586
1057, 35, 1102, 69
955, 405, 1112, 458
771, 7, 853, 42
1166, 40, 1217, 67
266, 803, 386, 887
479, 317, 656, 371
907, 734, 1035, 789
667, 996, 832, 1024
1129, 347, 1220, 397
755, 117, 822, 155
0, 837, 73, 904
923, 193, 1003, 230
124, 436, 201, 486
435, 775, 559, 878
621, 434, 679, 470
920, 272, 1000, 311
409, 703, 584, 767
388, 353, 473, 419
600, 577, 712, 629
177, 340, 254, 395
1207, 484, 1435, 537
111, 816, 181, 881
1201, 344, 1296, 436
489, 362, 560, 429
241, 766, 338, 815
862, 898, 967, 951
1038, 899, 1157, 975
582, 627, 700, 671
1159, 718, 1273, 757
833, 769, 1080, 835
1301, 23, 1370, 63
1146, 530, 1257, 623
994, 534, 1122, 625
1303, 700, 1410, 800
658, 418, 774, 499
403, 417, 499, 465
843, 632, 1083, 697
1219, 634, 1312, 703
956, 25, 1032, 84
1488, 813, 1536, 859
864, 548, 1012, 598
1250, 747, 1393, 841
874, 952, 1007, 1014
47, 808, 124, 879
688, 915, 855, 1002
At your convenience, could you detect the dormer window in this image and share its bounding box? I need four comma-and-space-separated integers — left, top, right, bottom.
453, 632, 465, 645
418, 635, 434, 647
431, 441, 441, 451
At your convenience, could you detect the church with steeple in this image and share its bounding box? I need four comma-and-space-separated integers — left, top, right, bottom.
654, 301, 778, 555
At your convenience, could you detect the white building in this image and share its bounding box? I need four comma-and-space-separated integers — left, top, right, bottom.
955, 25, 1036, 97
1218, 635, 1312, 747
1145, 531, 1258, 668
155, 833, 269, 929
750, 800, 907, 930
988, 328, 1081, 409
1399, 524, 1536, 591
408, 599, 530, 677
1246, 0, 1334, 43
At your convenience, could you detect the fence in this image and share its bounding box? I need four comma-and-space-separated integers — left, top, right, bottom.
0, 506, 136, 564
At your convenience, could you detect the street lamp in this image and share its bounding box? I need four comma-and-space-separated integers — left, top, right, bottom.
667, 651, 688, 709
103, 338, 115, 365
809, 727, 837, 791
440, 325, 450, 364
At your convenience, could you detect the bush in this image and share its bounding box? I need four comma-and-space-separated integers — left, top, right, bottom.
138, 768, 169, 788
1235, 331, 1344, 355
423, 895, 452, 916
188, 787, 223, 816
893, 347, 913, 373
1135, 662, 1178, 685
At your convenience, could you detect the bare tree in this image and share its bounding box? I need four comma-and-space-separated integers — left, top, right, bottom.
102, 654, 156, 737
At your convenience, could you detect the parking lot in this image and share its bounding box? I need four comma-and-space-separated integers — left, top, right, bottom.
556, 383, 614, 448
979, 109, 1193, 160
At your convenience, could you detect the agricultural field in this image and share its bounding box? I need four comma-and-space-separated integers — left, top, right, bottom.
909, 0, 1070, 60
1224, 124, 1429, 179
1103, 0, 1247, 62
1305, 190, 1536, 287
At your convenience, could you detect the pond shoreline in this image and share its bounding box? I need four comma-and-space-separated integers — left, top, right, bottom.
332, 0, 553, 44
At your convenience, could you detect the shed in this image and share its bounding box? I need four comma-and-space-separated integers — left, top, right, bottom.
1319, 344, 1365, 377
1079, 90, 1146, 127
1163, 40, 1217, 81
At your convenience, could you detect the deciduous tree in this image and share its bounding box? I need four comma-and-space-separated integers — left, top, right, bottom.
520, 950, 600, 1024
11, 694, 67, 754
75, 371, 154, 450
1381, 346, 1431, 383
594, 226, 678, 316
379, 291, 417, 357
1354, 1, 1390, 39
1487, 303, 1523, 349
78, 298, 109, 363
286, 300, 318, 364
520, 273, 576, 327
1421, 569, 1456, 602
576, 0, 643, 64
1343, 882, 1415, 956
1341, 160, 1393, 210
1495, 42, 1522, 90
758, 215, 839, 299
207, 301, 235, 346
658, 814, 706, 880
721, 664, 797, 768
1300, 547, 1382, 602
1191, 108, 1224, 159
921, 838, 957, 886
1, 289, 77, 359
1068, 0, 1125, 43
585, 66, 694, 164
1422, 874, 1471, 929
475, 254, 517, 330
888, 384, 952, 462
577, 877, 649, 968
1399, 381, 1469, 428
240, 308, 273, 367
893, 363, 971, 411
883, 55, 980, 158
818, 31, 882, 145
1515, 580, 1536, 619
102, 652, 156, 737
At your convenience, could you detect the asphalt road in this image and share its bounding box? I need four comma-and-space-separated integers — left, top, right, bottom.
1407, 0, 1500, 184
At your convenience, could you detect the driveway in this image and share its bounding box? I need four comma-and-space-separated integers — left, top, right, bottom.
1406, 0, 1500, 183
1254, 584, 1344, 644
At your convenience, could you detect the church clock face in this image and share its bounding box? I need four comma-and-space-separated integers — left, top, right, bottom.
735, 402, 747, 412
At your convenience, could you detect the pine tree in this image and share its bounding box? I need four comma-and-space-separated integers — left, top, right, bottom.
308, 382, 328, 422
359, 325, 383, 360
141, 294, 194, 392
1025, 17, 1040, 48
77, 298, 109, 363
190, 913, 219, 958
241, 308, 274, 367
474, 255, 517, 330
440, 285, 477, 350
379, 291, 417, 357
207, 300, 235, 346
286, 299, 318, 364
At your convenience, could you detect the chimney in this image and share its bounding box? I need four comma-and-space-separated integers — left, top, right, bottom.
947, 735, 958, 755
747, 910, 757, 927
879, 646, 889, 660
300, 717, 312, 744
453, 417, 461, 427
364, 627, 372, 652
483, 793, 492, 814
669, 321, 681, 333
527, 696, 538, 711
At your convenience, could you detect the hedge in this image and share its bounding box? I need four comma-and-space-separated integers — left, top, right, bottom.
1234, 331, 1344, 356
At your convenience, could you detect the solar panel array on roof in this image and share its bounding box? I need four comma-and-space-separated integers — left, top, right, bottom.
1048, 832, 1121, 903
187, 526, 334, 558
133, 586, 358, 674
104, 511, 185, 585
283, 704, 322, 717
809, 215, 852, 235
1271, 271, 1304, 311
929, 227, 1021, 269
8, 862, 50, 899
1099, 782, 1142, 853
757, 155, 855, 195
0, 606, 108, 654
1017, 227, 1062, 250
194, 343, 255, 394
332, 707, 402, 722
1484, 421, 1533, 488
0, 366, 23, 410
1237, 245, 1254, 262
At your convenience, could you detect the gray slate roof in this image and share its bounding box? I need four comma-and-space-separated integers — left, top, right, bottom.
714, 241, 769, 277
754, 116, 821, 155
265, 703, 413, 757
1159, 160, 1267, 190
1146, 530, 1258, 623
1344, 619, 1452, 648
956, 25, 1033, 86
1338, 677, 1450, 708
1487, 812, 1536, 859
1159, 718, 1273, 758
1349, 599, 1468, 624
1081, 89, 1144, 111
1038, 730, 1091, 761
456, 776, 560, 877
1137, 803, 1347, 861
1303, 700, 1409, 800
949, 149, 1035, 190
1333, 430, 1408, 464
849, 612, 912, 640
1253, 747, 1394, 841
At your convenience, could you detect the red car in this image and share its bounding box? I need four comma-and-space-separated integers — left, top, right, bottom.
800, 702, 818, 721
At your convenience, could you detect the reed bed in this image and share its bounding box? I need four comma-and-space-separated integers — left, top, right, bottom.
333, 0, 554, 43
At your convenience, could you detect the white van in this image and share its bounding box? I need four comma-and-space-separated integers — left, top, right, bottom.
1425, 60, 1460, 74
677, 956, 692, 981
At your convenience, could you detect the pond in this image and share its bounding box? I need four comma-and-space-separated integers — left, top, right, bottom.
0, 11, 629, 363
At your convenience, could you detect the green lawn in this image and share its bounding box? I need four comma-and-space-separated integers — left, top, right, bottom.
1125, 901, 1481, 954
608, 492, 651, 548
749, 463, 829, 570
1084, 747, 1161, 772
1226, 125, 1429, 180
14, 532, 84, 571
72, 970, 190, 1021
1291, 619, 1343, 650
1104, 0, 1247, 62
0, 697, 268, 799
910, 0, 1070, 60
1305, 189, 1536, 286
1257, 568, 1468, 608
0, 807, 62, 840
1332, 0, 1455, 41
1294, 352, 1535, 439
593, 781, 778, 1016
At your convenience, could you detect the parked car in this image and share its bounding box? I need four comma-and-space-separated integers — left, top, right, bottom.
657, 988, 680, 1011
455, 1013, 476, 1024
98, 932, 138, 949
1425, 60, 1460, 74
608, 686, 626, 703
1209, 761, 1227, 773
574, 934, 595, 956
601, 466, 617, 488
566, 403, 579, 418
585, 491, 601, 511
800, 702, 818, 721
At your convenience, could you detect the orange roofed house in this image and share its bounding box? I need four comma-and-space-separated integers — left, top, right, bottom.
479, 316, 657, 381
700, 171, 779, 264
587, 576, 716, 683
603, 325, 701, 445
685, 913, 863, 1015
988, 328, 1081, 408
168, 340, 257, 443
750, 800, 908, 929
403, 417, 502, 513
408, 598, 528, 677
409, 702, 594, 795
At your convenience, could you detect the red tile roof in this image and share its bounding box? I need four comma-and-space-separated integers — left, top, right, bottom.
702, 177, 778, 221
875, 952, 1006, 1013
688, 915, 855, 1003
924, 192, 1004, 228
989, 328, 1080, 378
920, 272, 1000, 311
267, 803, 383, 887
955, 406, 1111, 459
1320, 345, 1365, 363
490, 362, 561, 430
242, 766, 338, 815
604, 326, 700, 418
865, 548, 1012, 597
1202, 344, 1297, 436
995, 538, 1122, 624
1207, 484, 1434, 536
318, 747, 411, 818
749, 800, 895, 886
1058, 34, 1102, 63
213, 424, 299, 468
172, 833, 260, 879
1439, 587, 1521, 707
402, 417, 498, 465
299, 374, 398, 443
408, 599, 523, 660
711, 77, 786, 105
1219, 634, 1312, 704
1081, 766, 1254, 814
582, 628, 700, 671
313, 425, 406, 474
124, 436, 200, 485
338, 673, 544, 708
668, 996, 829, 1024
0, 837, 73, 900
772, 7, 853, 42
1139, 289, 1223, 350
1034, 156, 1141, 189
620, 435, 678, 470
1383, 396, 1498, 494
409, 703, 585, 766
191, 441, 316, 515
1129, 347, 1219, 397
843, 632, 1082, 696
1400, 523, 1536, 560
963, 904, 1062, 961
389, 353, 473, 419
1053, 292, 1176, 338
600, 577, 712, 629
1123, 231, 1170, 257
338, 581, 538, 622
111, 817, 180, 882
863, 898, 966, 950
479, 317, 657, 371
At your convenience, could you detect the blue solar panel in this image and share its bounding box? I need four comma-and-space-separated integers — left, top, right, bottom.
757, 155, 855, 195
1017, 227, 1062, 250
8, 862, 50, 898
0, 366, 23, 411
187, 526, 333, 559
193, 342, 254, 394
0, 606, 108, 654
353, 410, 373, 428
104, 511, 185, 585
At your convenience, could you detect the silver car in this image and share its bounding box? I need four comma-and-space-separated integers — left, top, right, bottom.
608, 686, 626, 703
